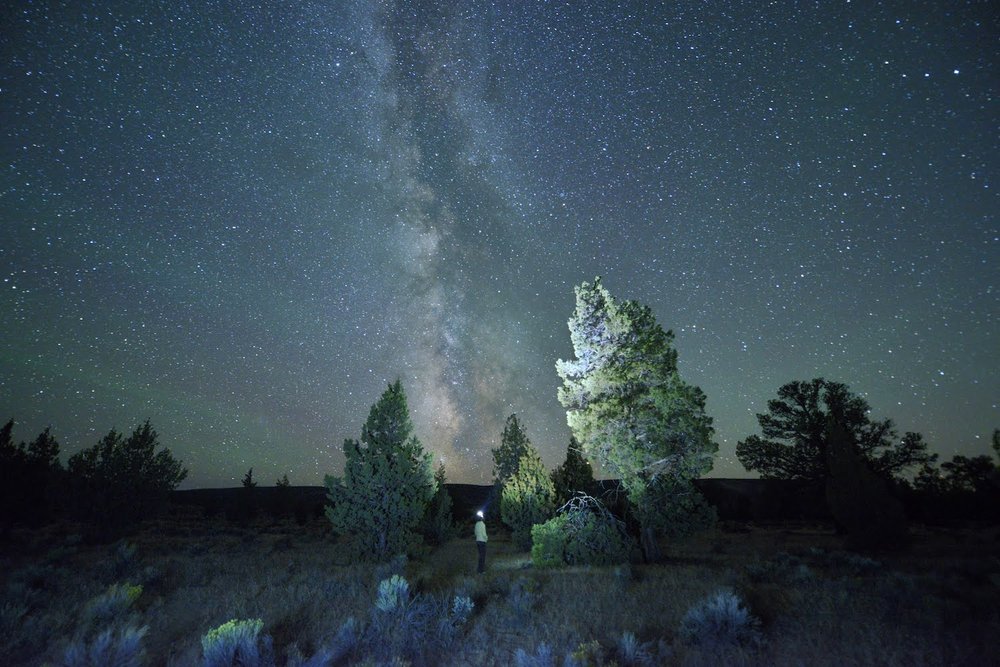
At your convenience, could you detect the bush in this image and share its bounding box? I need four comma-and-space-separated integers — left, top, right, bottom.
616, 631, 654, 666
62, 626, 148, 667
514, 643, 557, 667
531, 495, 634, 567
364, 575, 472, 665
678, 589, 762, 650
201, 618, 275, 667
82, 583, 142, 630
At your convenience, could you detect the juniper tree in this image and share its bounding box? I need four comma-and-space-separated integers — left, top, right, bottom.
556, 278, 717, 560
551, 437, 596, 506
500, 445, 556, 551
325, 380, 436, 560
735, 379, 933, 482
66, 420, 187, 534
420, 463, 455, 545
492, 414, 531, 488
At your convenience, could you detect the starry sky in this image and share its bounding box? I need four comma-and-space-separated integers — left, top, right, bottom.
2, 1, 996, 488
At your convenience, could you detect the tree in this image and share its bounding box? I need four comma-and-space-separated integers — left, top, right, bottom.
492, 414, 531, 488
66, 420, 187, 536
0, 420, 64, 529
824, 416, 908, 551
500, 445, 556, 551
556, 278, 717, 561
242, 468, 257, 488
420, 463, 455, 545
736, 379, 933, 482
551, 437, 596, 506
325, 381, 436, 560
915, 453, 998, 494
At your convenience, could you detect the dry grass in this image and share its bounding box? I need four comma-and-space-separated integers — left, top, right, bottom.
1, 513, 998, 666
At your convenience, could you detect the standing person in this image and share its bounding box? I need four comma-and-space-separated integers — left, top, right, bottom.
474, 510, 488, 574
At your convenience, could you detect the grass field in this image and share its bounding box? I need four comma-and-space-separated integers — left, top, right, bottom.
2, 507, 998, 666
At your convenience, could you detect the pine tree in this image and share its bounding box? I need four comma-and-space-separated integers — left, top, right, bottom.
421, 463, 455, 545
325, 381, 436, 561
556, 278, 717, 560
492, 414, 531, 487
551, 437, 596, 506
501, 445, 556, 551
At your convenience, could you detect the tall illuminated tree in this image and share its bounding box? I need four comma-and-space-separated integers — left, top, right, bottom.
325, 380, 436, 561
501, 444, 556, 551
556, 278, 717, 560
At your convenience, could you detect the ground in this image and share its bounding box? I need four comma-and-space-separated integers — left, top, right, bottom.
2, 508, 998, 665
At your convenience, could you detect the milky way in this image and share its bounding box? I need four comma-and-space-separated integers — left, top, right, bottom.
1, 1, 996, 486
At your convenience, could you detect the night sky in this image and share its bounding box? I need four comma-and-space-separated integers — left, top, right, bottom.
2, 1, 996, 488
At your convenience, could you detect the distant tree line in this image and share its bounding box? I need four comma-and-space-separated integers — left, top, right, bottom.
0, 418, 187, 540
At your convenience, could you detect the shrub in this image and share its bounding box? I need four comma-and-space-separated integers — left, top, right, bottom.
508, 577, 537, 623
514, 643, 557, 667
451, 595, 474, 626
62, 626, 148, 667
375, 575, 410, 612
678, 589, 762, 650
201, 618, 275, 667
83, 583, 142, 630
531, 494, 634, 567
616, 631, 654, 666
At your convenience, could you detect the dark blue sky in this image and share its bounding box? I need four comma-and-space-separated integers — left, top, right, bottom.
2, 1, 996, 487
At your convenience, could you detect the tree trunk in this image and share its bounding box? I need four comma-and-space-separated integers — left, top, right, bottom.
640, 525, 661, 562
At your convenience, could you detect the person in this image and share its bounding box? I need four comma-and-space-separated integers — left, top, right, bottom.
474, 510, 488, 574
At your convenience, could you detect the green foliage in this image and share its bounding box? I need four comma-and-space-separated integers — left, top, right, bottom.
736, 378, 933, 481
492, 414, 532, 488
66, 421, 187, 534
325, 381, 436, 561
556, 278, 717, 557
421, 463, 455, 545
633, 477, 717, 541
201, 618, 274, 667
531, 495, 634, 567
551, 437, 596, 506
501, 446, 556, 551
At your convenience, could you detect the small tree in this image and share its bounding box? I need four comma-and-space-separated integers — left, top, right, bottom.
325, 381, 436, 560
736, 379, 933, 482
66, 420, 187, 536
551, 437, 596, 506
501, 446, 556, 551
421, 463, 455, 545
492, 414, 531, 488
242, 469, 257, 488
531, 494, 634, 567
